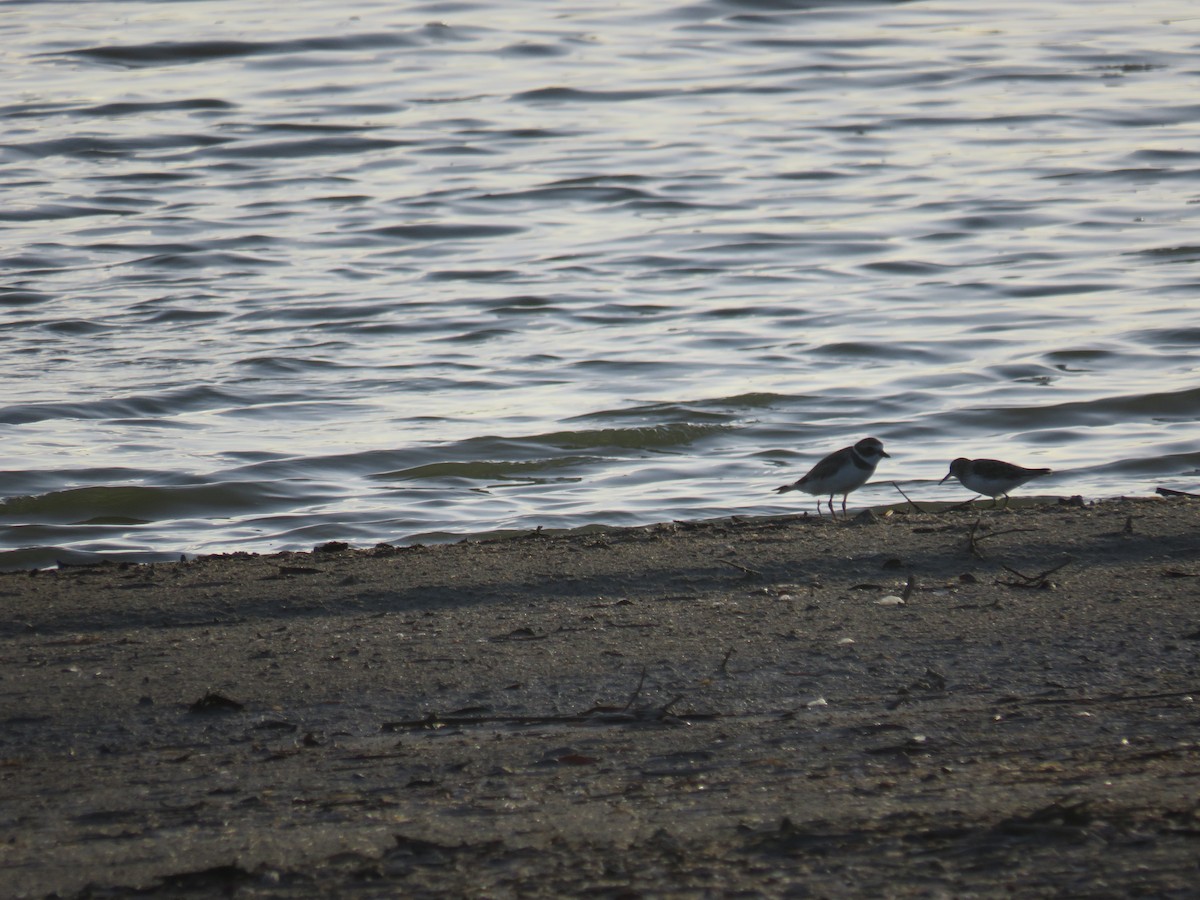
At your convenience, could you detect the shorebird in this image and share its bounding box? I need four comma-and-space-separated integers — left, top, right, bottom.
940, 457, 1051, 508
775, 436, 890, 518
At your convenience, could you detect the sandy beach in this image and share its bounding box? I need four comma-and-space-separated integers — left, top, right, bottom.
3, 496, 1200, 898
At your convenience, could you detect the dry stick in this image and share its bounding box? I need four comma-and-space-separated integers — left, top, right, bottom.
890, 481, 926, 513
999, 558, 1074, 587
967, 517, 986, 559
658, 694, 684, 718
967, 518, 1041, 559
719, 647, 735, 675
1000, 687, 1200, 708
721, 559, 763, 578
623, 666, 648, 712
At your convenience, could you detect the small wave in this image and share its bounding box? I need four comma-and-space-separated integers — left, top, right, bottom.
0, 481, 304, 525
0, 289, 53, 306
497, 42, 569, 59
513, 87, 672, 104
378, 458, 590, 483
201, 136, 406, 159
1087, 450, 1200, 479
949, 386, 1200, 432
81, 98, 235, 117
367, 223, 526, 241
424, 269, 521, 283
0, 386, 282, 425
1128, 327, 1200, 348
811, 341, 953, 363
0, 204, 129, 221
2, 134, 232, 161
532, 422, 732, 451
477, 185, 656, 205
53, 32, 420, 68
1131, 245, 1200, 262
128, 250, 285, 271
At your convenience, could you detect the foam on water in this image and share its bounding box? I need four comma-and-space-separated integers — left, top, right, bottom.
2, 0, 1200, 568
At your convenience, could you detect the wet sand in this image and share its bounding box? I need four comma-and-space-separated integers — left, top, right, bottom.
3, 497, 1200, 898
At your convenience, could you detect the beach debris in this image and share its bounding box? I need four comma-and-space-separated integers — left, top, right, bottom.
865, 733, 931, 757
740, 816, 860, 855
994, 799, 1095, 841
721, 558, 762, 579
876, 595, 905, 606
888, 668, 946, 708
1156, 487, 1200, 499
489, 626, 547, 642
313, 541, 351, 553
890, 480, 925, 513
277, 564, 323, 576
556, 752, 599, 765
963, 517, 1040, 559
188, 691, 244, 714
381, 668, 707, 733
719, 647, 735, 675
998, 559, 1073, 589
157, 864, 258, 893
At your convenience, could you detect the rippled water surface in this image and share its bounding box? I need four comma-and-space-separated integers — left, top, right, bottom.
3, 0, 1200, 567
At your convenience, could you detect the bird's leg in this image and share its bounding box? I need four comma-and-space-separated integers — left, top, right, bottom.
827, 495, 836, 519
841, 495, 848, 517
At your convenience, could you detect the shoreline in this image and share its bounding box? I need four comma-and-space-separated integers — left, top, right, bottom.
3, 496, 1200, 897
0, 487, 1102, 573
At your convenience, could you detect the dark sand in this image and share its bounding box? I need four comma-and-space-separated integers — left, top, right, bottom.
3, 497, 1200, 898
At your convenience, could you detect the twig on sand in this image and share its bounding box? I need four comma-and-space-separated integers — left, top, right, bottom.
965, 518, 1039, 559
380, 665, 711, 732
658, 694, 684, 717
719, 646, 735, 676
998, 558, 1073, 589
721, 559, 763, 579
967, 517, 986, 559
997, 687, 1200, 708
891, 481, 925, 513
623, 666, 648, 712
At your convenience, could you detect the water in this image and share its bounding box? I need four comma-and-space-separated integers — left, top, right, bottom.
3, 0, 1199, 569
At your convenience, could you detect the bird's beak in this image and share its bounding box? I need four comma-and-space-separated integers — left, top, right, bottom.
938, 472, 951, 484
881, 451, 891, 458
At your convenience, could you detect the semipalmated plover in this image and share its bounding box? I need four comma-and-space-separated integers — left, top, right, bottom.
776, 436, 890, 518
940, 457, 1051, 508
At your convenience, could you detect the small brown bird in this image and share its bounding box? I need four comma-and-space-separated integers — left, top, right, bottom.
940, 457, 1051, 508
776, 437, 890, 518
